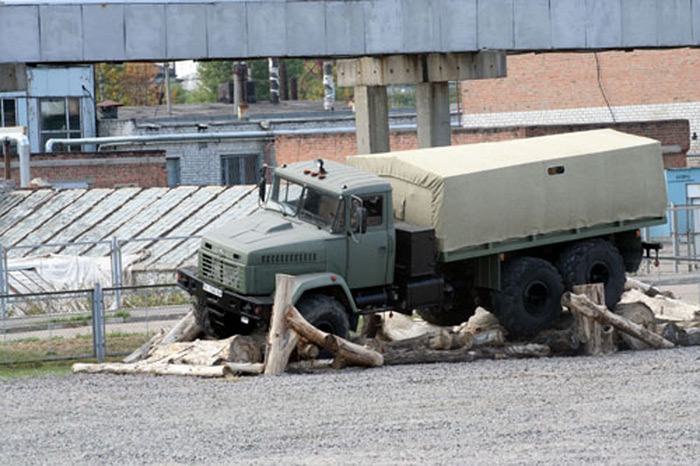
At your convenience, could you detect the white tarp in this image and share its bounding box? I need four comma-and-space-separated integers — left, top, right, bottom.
348, 129, 668, 253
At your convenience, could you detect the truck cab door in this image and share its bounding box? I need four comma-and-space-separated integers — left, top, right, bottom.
346, 193, 392, 288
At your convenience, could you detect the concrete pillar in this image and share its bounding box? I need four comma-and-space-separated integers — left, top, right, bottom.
416, 82, 451, 148
354, 85, 389, 154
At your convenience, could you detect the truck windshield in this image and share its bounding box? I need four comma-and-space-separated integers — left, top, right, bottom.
267, 176, 344, 232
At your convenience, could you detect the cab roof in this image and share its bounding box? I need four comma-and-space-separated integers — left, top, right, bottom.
275, 159, 391, 196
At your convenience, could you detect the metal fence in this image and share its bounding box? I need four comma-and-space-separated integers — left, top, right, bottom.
0, 283, 189, 365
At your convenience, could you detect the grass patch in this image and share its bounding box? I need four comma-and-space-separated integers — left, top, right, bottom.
0, 332, 149, 368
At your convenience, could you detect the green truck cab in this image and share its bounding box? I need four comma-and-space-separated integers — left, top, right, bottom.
178, 130, 667, 339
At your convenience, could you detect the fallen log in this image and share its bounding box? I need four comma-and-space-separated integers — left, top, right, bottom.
367, 343, 550, 366
72, 362, 225, 378
158, 310, 202, 348
286, 305, 383, 368
471, 329, 505, 347
572, 284, 617, 356
653, 322, 683, 346
264, 275, 301, 375
563, 292, 675, 349
147, 338, 233, 366
532, 327, 579, 355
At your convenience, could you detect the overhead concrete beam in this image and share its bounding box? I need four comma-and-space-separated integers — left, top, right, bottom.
338, 52, 507, 88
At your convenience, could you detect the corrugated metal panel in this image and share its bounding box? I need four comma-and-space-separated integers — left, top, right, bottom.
144, 186, 255, 267
120, 186, 221, 255
87, 186, 196, 256
15, 189, 112, 256
4, 190, 85, 254
70, 188, 168, 255
36, 188, 141, 256
0, 189, 54, 237
0, 190, 31, 219
170, 188, 260, 268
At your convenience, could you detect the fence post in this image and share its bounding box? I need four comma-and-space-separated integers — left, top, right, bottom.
92, 283, 105, 363
0, 244, 6, 324
671, 203, 679, 273
111, 237, 122, 309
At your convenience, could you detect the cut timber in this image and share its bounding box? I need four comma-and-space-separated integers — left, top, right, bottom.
614, 302, 656, 350
147, 338, 233, 366
223, 362, 264, 376
572, 284, 617, 356
619, 289, 700, 321
72, 362, 225, 378
286, 305, 383, 368
533, 327, 579, 355
264, 274, 301, 375
361, 341, 550, 366
158, 310, 202, 347
123, 310, 202, 364
625, 277, 674, 298
123, 328, 166, 364
563, 292, 675, 349
229, 334, 265, 363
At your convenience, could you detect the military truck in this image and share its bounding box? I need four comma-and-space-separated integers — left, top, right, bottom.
177, 129, 667, 339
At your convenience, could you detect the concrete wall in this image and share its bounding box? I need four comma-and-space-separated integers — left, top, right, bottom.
461, 49, 700, 154
9, 151, 167, 188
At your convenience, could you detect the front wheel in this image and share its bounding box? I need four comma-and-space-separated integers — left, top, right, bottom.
193, 296, 255, 339
296, 294, 350, 340
492, 257, 565, 338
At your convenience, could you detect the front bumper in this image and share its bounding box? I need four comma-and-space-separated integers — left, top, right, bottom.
176, 266, 273, 323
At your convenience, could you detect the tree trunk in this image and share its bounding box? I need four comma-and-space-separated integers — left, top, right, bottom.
286, 305, 383, 368
625, 277, 674, 298
264, 275, 301, 375
72, 362, 225, 378
563, 292, 675, 349
614, 301, 655, 350
571, 284, 617, 356
123, 310, 201, 364
367, 343, 550, 366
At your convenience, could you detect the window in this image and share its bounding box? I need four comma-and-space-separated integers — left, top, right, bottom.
166, 158, 181, 187
39, 97, 81, 151
221, 154, 258, 185
0, 99, 17, 127
351, 194, 384, 228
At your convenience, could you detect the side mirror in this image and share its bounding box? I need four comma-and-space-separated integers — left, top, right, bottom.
258, 168, 266, 203
354, 207, 368, 234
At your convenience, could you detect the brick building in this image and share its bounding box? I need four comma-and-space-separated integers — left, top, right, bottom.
10, 151, 167, 188
460, 48, 700, 155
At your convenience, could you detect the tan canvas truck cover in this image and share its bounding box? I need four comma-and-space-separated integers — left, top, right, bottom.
347, 129, 667, 255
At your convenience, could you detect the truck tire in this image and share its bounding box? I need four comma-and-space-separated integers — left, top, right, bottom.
416, 306, 476, 326
557, 239, 626, 310
296, 294, 350, 340
194, 296, 254, 339
493, 257, 565, 337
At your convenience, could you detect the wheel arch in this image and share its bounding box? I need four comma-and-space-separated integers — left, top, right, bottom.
289, 273, 359, 329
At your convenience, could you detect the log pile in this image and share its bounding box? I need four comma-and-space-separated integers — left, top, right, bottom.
72, 275, 699, 379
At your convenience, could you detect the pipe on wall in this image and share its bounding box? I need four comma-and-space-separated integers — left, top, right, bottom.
3, 133, 31, 188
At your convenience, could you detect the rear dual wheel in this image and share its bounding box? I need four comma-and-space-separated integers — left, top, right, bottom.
493, 257, 564, 337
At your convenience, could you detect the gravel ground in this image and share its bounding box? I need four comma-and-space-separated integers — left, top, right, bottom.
1, 347, 698, 465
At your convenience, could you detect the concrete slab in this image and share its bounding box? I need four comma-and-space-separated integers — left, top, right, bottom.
439, 0, 477, 51
550, 0, 586, 48
365, 0, 403, 54
514, 0, 551, 50
39, 5, 83, 62
206, 3, 248, 58
247, 2, 287, 57
0, 6, 40, 62
403, 0, 440, 53
166, 4, 208, 60
324, 1, 366, 56
83, 4, 126, 61
622, 0, 657, 48
586, 0, 622, 48
657, 0, 693, 47
125, 4, 167, 60
478, 0, 514, 49
286, 2, 326, 56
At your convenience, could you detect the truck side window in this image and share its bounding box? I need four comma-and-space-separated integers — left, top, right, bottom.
351, 195, 383, 229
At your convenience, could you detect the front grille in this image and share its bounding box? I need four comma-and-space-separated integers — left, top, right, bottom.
201, 253, 242, 290
261, 252, 317, 264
